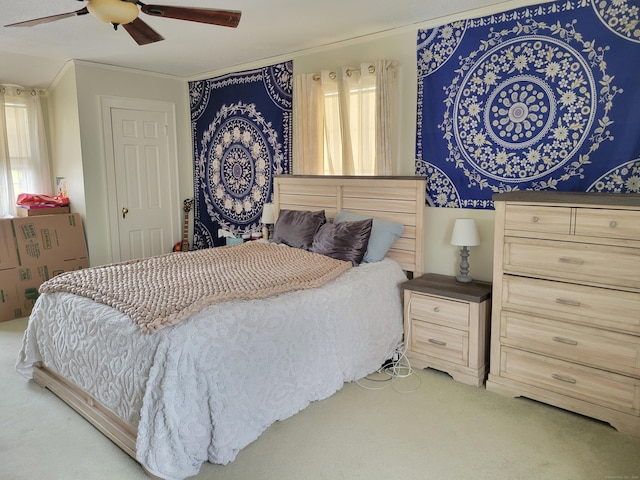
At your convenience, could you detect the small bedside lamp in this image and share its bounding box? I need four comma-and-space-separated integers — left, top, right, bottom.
261, 203, 275, 240
450, 218, 480, 283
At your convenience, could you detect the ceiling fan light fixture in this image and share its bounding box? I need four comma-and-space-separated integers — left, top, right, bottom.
87, 0, 139, 25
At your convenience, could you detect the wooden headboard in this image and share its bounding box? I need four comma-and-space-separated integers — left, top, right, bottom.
273, 175, 426, 276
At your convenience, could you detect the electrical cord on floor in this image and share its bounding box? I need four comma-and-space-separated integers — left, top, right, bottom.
355, 344, 421, 393
356, 299, 421, 392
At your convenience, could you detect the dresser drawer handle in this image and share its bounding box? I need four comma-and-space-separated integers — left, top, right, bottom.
609, 220, 617, 228
433, 307, 441, 313
552, 336, 578, 346
551, 373, 577, 384
558, 257, 584, 265
555, 298, 581, 307
532, 216, 539, 223
428, 338, 447, 347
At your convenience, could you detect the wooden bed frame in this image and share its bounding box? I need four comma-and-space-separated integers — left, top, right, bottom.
32, 175, 427, 477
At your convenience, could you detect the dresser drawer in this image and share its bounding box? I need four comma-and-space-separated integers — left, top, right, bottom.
500, 311, 640, 377
504, 205, 571, 235
406, 292, 469, 329
499, 347, 640, 416
411, 321, 469, 366
575, 208, 640, 241
501, 275, 640, 334
502, 238, 640, 290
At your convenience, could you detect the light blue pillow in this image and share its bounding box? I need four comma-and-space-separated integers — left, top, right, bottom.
334, 210, 404, 262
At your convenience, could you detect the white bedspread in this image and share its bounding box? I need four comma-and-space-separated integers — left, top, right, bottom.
17, 258, 406, 480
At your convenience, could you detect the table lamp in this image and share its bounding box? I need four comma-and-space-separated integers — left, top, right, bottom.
261, 203, 275, 240
450, 218, 480, 283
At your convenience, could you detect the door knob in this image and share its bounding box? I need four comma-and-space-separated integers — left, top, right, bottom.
122, 207, 129, 219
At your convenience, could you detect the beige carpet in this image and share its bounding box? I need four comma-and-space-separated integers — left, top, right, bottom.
1, 316, 639, 480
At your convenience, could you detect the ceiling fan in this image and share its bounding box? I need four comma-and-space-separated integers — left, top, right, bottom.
5, 0, 241, 45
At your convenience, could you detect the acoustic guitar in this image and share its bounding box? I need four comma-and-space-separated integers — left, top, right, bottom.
173, 198, 193, 252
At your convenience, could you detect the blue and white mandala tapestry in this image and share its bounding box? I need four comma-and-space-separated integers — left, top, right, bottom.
189, 61, 293, 248
416, 0, 640, 209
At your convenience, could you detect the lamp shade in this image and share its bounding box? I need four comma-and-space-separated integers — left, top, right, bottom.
87, 0, 139, 24
261, 203, 275, 224
450, 218, 480, 247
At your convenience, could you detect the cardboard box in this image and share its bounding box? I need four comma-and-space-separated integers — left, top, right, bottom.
0, 259, 88, 322
0, 267, 40, 322
16, 205, 71, 217
0, 214, 89, 322
0, 220, 19, 270
11, 214, 88, 264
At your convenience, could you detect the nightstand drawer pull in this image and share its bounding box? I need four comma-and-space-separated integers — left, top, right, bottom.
433, 307, 441, 313
552, 336, 578, 346
558, 257, 584, 265
532, 216, 539, 223
551, 373, 577, 384
428, 338, 447, 347
609, 220, 617, 228
555, 298, 581, 307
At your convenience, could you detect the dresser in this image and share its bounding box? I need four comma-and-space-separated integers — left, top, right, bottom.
402, 273, 492, 387
486, 191, 640, 436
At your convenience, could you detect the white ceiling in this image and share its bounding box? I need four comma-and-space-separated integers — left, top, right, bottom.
1, 0, 510, 89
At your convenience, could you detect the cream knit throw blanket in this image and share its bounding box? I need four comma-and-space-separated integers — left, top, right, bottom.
40, 242, 351, 333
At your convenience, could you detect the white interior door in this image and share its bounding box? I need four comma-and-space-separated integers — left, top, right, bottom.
103, 98, 178, 262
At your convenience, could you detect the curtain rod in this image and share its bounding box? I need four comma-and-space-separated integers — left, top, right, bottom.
312, 64, 376, 81
1, 86, 38, 96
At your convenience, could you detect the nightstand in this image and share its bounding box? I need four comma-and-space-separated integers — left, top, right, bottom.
402, 273, 492, 387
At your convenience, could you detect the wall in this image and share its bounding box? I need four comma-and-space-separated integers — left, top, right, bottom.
290, 30, 497, 280
47, 64, 85, 223
47, 61, 191, 267
45, 0, 546, 280
190, 1, 547, 281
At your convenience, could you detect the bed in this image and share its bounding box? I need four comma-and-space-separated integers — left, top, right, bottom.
16, 175, 426, 480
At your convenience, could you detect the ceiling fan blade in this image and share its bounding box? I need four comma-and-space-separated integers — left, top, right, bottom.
139, 4, 241, 28
5, 7, 89, 27
122, 17, 164, 45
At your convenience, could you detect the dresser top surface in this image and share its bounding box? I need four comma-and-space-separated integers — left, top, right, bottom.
402, 273, 492, 303
493, 191, 640, 207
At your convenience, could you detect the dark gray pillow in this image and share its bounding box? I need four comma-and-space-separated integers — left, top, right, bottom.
310, 218, 373, 266
334, 210, 404, 262
272, 209, 326, 250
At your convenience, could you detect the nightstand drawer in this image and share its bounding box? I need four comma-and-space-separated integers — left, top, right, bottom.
504, 205, 571, 235
411, 321, 468, 366
407, 292, 469, 329
499, 347, 640, 416
500, 311, 640, 377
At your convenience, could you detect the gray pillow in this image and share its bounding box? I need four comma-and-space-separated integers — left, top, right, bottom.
272, 209, 326, 250
334, 210, 404, 262
310, 218, 373, 266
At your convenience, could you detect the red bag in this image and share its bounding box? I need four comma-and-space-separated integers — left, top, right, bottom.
16, 193, 70, 207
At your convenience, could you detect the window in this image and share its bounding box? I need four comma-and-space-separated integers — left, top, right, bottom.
5, 99, 32, 196
0, 87, 52, 216
322, 72, 376, 175
293, 60, 398, 176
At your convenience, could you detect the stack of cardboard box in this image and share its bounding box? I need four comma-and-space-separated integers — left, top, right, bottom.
0, 214, 89, 321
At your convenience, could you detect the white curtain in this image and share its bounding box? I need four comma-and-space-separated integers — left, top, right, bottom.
0, 86, 52, 217
293, 60, 398, 176
292, 74, 324, 175
374, 59, 399, 176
